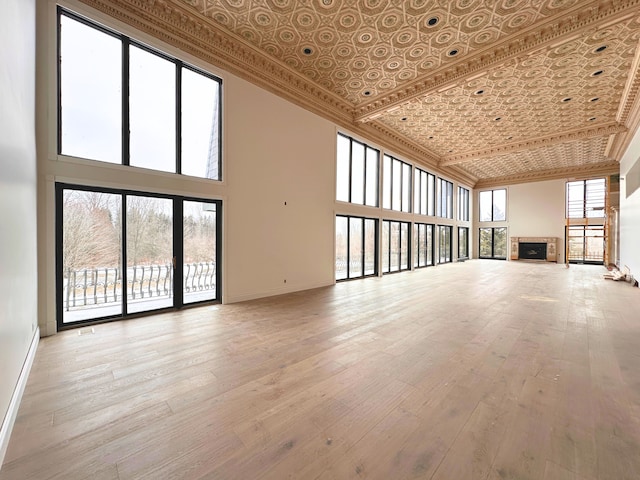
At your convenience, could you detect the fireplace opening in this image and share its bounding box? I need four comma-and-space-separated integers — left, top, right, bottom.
518, 242, 547, 260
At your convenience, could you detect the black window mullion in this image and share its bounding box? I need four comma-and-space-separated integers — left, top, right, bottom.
374, 219, 378, 274
56, 8, 62, 155
360, 218, 366, 275
122, 38, 130, 166
176, 62, 182, 174
348, 141, 353, 204
397, 222, 402, 270
121, 194, 128, 315
173, 200, 183, 307
215, 201, 222, 300
492, 228, 497, 259
400, 163, 404, 212
346, 217, 351, 278
362, 147, 367, 206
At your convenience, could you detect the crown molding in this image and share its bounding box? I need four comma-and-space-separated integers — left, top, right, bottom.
474, 161, 620, 188
440, 123, 627, 167
609, 32, 640, 160
354, 0, 639, 123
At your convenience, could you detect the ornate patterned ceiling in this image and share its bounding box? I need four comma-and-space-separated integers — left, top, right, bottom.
81, 0, 640, 186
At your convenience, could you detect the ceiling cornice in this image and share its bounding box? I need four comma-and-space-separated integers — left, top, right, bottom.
609, 32, 640, 160
440, 123, 627, 167
354, 0, 638, 123
474, 161, 620, 188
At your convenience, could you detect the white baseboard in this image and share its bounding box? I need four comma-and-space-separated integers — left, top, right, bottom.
0, 327, 39, 469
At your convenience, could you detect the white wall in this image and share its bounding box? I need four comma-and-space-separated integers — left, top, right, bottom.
509, 179, 567, 263
223, 76, 336, 302
620, 126, 640, 278
0, 0, 39, 464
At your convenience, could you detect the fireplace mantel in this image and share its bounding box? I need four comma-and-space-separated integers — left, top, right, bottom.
510, 237, 557, 262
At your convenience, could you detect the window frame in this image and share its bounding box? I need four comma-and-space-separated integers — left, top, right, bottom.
57, 6, 223, 180
458, 226, 469, 260
381, 220, 411, 273
437, 225, 452, 264
457, 186, 469, 221
566, 178, 606, 219
437, 178, 453, 219
55, 182, 223, 330
479, 227, 508, 260
414, 168, 436, 216
479, 188, 506, 222
382, 154, 412, 213
336, 133, 380, 206
335, 215, 378, 281
413, 222, 435, 268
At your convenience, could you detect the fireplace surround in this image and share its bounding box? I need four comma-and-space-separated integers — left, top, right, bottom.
510, 237, 557, 262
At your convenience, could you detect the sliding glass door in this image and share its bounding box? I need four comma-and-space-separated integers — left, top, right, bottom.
60, 189, 123, 322
183, 201, 218, 303
57, 184, 221, 328
479, 227, 507, 259
567, 225, 604, 264
126, 195, 174, 314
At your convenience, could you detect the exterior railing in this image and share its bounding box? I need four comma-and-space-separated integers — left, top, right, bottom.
63, 262, 215, 310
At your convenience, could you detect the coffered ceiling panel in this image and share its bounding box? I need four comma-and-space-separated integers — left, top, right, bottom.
83, 0, 640, 186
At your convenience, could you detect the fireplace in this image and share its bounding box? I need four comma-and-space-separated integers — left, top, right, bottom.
510, 237, 557, 262
518, 242, 546, 260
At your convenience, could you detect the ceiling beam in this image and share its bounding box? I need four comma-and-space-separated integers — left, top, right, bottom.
439, 123, 627, 167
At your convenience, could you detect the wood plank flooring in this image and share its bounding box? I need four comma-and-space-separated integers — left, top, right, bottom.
2, 260, 640, 479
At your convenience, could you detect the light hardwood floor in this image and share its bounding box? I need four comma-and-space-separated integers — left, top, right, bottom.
2, 260, 640, 480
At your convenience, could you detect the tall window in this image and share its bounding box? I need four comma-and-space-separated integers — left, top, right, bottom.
414, 168, 436, 216
566, 178, 605, 218
335, 216, 377, 280
336, 134, 379, 206
437, 178, 453, 218
414, 223, 434, 268
382, 155, 412, 212
458, 227, 469, 259
458, 187, 470, 221
479, 227, 507, 259
58, 8, 222, 180
479, 189, 506, 221
438, 225, 452, 263
382, 221, 410, 273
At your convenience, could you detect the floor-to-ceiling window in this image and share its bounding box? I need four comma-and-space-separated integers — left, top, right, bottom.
566, 178, 606, 264
479, 227, 507, 260
478, 188, 507, 260
567, 226, 605, 264
335, 216, 378, 280
57, 185, 221, 327
382, 221, 410, 273
458, 227, 469, 260
438, 225, 452, 264
414, 223, 434, 268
